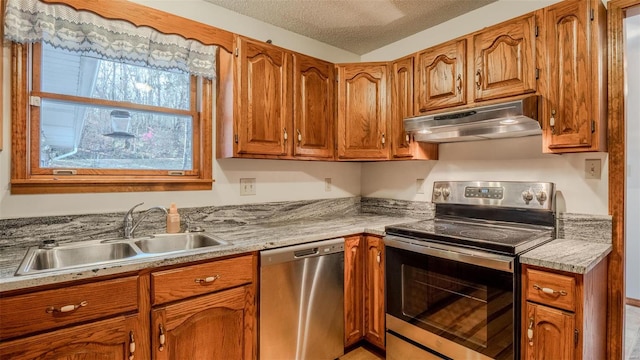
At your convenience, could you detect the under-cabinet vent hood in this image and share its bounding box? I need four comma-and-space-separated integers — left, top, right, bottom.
404, 95, 540, 143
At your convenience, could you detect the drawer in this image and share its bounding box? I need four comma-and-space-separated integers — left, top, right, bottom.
525, 268, 576, 311
0, 276, 138, 340
151, 254, 254, 305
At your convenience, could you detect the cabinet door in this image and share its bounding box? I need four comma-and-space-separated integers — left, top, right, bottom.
364, 235, 385, 350
344, 235, 364, 347
152, 285, 254, 360
415, 39, 466, 112
391, 56, 414, 159
293, 54, 335, 159
237, 37, 292, 156
543, 0, 594, 151
0, 316, 137, 360
337, 63, 389, 160
473, 14, 537, 101
524, 302, 575, 360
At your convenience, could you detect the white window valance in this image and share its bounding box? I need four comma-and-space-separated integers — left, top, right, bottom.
3, 0, 217, 79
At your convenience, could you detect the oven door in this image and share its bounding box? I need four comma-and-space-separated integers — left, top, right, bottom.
384, 235, 518, 360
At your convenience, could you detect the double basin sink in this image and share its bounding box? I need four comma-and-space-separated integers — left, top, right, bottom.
15, 233, 228, 276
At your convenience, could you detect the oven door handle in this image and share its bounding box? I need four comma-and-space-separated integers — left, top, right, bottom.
384, 235, 515, 273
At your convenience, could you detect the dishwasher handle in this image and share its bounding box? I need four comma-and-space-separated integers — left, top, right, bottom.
294, 247, 319, 258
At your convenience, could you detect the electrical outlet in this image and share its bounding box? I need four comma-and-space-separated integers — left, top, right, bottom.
585, 159, 601, 179
416, 179, 425, 194
240, 178, 256, 195
325, 178, 332, 192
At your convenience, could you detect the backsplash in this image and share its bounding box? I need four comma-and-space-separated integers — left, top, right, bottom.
556, 213, 612, 243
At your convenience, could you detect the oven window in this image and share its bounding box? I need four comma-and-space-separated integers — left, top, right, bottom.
387, 246, 515, 359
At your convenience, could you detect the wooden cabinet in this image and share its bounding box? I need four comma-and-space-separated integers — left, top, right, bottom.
235, 36, 292, 156
343, 234, 385, 350
363, 235, 385, 349
151, 285, 254, 360
0, 275, 147, 360
473, 13, 538, 102
390, 56, 438, 160
336, 63, 390, 160
542, 0, 607, 153
293, 53, 335, 159
521, 258, 608, 360
150, 254, 256, 360
415, 39, 467, 112
344, 235, 364, 347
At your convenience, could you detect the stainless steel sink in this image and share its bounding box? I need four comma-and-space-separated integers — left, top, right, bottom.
14, 232, 228, 276
134, 233, 227, 254
15, 241, 140, 276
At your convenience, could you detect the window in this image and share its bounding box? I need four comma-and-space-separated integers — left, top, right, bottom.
5, 0, 231, 194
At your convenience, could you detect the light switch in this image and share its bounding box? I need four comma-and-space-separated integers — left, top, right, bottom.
585, 159, 601, 179
240, 178, 256, 195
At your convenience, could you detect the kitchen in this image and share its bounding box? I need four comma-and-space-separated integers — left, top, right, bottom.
0, 0, 633, 359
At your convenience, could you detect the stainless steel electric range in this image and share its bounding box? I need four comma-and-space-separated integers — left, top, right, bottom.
384, 181, 556, 360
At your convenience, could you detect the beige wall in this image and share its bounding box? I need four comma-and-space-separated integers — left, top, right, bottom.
0, 0, 610, 218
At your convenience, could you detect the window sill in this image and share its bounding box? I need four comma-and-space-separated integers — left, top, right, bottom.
10, 177, 214, 194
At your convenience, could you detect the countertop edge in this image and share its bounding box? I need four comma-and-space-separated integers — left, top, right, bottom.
520, 238, 612, 274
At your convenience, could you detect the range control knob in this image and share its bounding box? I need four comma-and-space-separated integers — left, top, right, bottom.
536, 190, 547, 205
433, 187, 442, 199
442, 187, 451, 200
521, 189, 534, 204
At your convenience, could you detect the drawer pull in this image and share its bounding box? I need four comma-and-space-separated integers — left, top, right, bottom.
195, 275, 220, 284
46, 300, 88, 314
159, 324, 165, 352
129, 331, 135, 360
527, 317, 534, 346
533, 284, 567, 296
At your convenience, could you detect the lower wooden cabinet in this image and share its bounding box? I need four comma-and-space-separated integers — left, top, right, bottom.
0, 315, 138, 360
344, 234, 385, 351
521, 258, 608, 360
151, 285, 254, 360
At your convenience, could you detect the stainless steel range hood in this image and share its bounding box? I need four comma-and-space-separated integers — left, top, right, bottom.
404, 95, 540, 143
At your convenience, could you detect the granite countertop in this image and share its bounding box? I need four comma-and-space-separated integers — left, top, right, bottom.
0, 214, 413, 292
520, 238, 612, 274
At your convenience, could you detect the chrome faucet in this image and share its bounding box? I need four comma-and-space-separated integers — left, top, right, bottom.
123, 202, 168, 239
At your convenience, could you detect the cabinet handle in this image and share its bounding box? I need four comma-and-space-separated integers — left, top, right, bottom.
283, 127, 288, 141
456, 74, 462, 94
550, 110, 556, 135
533, 283, 567, 296
475, 70, 482, 90
46, 300, 88, 314
129, 331, 135, 360
159, 324, 166, 352
195, 275, 220, 284
381, 133, 386, 146
297, 129, 302, 143
405, 133, 410, 144
376, 251, 381, 264
527, 317, 534, 346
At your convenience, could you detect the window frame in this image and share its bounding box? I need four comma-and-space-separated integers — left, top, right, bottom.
9, 0, 234, 194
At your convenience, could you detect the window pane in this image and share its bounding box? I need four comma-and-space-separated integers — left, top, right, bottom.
40, 99, 193, 171
40, 43, 191, 110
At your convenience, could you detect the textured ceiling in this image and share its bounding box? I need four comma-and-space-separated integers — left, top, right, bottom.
204, 0, 497, 55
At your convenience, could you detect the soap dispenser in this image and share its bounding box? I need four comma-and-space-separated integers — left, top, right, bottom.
166, 203, 181, 233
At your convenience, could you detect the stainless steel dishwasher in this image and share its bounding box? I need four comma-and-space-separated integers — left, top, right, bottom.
260, 238, 345, 360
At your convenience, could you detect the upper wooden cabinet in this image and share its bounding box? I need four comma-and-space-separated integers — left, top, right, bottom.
236, 37, 292, 156
541, 0, 607, 153
390, 56, 438, 160
293, 53, 335, 159
415, 39, 467, 112
337, 63, 390, 160
473, 14, 538, 102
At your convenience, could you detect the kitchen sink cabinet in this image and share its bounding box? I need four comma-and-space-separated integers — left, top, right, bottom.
521, 258, 608, 360
390, 56, 438, 160
343, 234, 386, 350
336, 63, 390, 160
151, 285, 254, 360
472, 13, 538, 102
415, 39, 467, 113
541, 0, 607, 153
